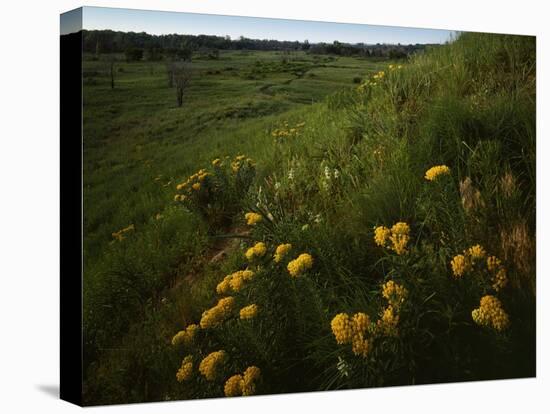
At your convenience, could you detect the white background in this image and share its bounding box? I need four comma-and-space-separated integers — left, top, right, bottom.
0, 0, 548, 412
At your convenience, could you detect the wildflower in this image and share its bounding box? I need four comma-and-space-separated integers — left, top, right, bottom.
216, 275, 233, 295
217, 270, 255, 294
389, 222, 410, 255
171, 323, 199, 346
492, 267, 508, 292
245, 212, 263, 225
424, 165, 451, 181
192, 182, 201, 191
200, 297, 235, 328
351, 312, 370, 335
382, 280, 408, 308
351, 336, 370, 358
450, 254, 471, 278
471, 295, 509, 331
212, 158, 222, 167
487, 256, 502, 272
377, 305, 399, 336
324, 165, 332, 180
374, 226, 391, 247
241, 269, 255, 280
245, 242, 267, 261
155, 213, 163, 220
199, 350, 227, 381
333, 169, 340, 179
176, 355, 193, 382
229, 272, 246, 291
287, 253, 314, 277
274, 243, 292, 263
242, 366, 261, 396
331, 313, 354, 345
466, 244, 486, 261
224, 374, 243, 397
240, 304, 259, 320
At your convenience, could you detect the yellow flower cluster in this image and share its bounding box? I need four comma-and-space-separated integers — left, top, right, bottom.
245, 212, 263, 225
224, 374, 243, 397
374, 226, 391, 247
450, 244, 487, 278
212, 158, 222, 167
450, 246, 508, 291
287, 253, 314, 277
388, 64, 403, 70
377, 305, 399, 336
487, 256, 508, 291
271, 121, 305, 140
231, 155, 255, 173
450, 254, 471, 278
174, 194, 186, 202
274, 243, 292, 263
200, 297, 235, 328
216, 270, 255, 294
171, 323, 199, 347
330, 312, 372, 358
199, 350, 227, 381
471, 295, 510, 331
224, 366, 261, 397
176, 355, 193, 382
240, 304, 259, 320
467, 244, 486, 261
493, 268, 508, 292
245, 242, 267, 261
176, 169, 210, 193
381, 280, 408, 308
242, 366, 261, 395
373, 70, 385, 80
424, 165, 451, 181
112, 224, 135, 242
487, 255, 502, 272
374, 222, 410, 255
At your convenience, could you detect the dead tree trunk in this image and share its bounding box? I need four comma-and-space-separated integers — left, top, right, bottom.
173, 63, 191, 107
110, 60, 115, 89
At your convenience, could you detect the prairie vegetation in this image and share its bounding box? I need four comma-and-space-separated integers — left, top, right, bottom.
82, 32, 535, 405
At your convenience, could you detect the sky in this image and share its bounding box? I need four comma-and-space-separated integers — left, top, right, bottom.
60, 6, 454, 45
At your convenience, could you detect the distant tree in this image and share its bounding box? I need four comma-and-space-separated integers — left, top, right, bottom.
124, 48, 143, 62
302, 39, 310, 51
109, 58, 115, 89
100, 55, 118, 89
171, 62, 192, 107
389, 48, 407, 59
144, 46, 163, 61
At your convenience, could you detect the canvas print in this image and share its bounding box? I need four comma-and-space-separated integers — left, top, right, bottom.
60, 6, 536, 406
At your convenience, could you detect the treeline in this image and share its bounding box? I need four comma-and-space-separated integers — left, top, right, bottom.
82, 29, 435, 61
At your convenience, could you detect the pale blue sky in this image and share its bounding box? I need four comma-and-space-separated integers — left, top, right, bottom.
71, 6, 454, 45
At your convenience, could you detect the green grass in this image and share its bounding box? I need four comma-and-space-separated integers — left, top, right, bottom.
82, 35, 535, 405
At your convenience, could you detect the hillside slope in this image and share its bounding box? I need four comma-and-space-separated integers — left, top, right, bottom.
83, 32, 535, 404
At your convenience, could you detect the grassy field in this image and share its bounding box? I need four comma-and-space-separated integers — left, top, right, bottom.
82, 35, 536, 405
